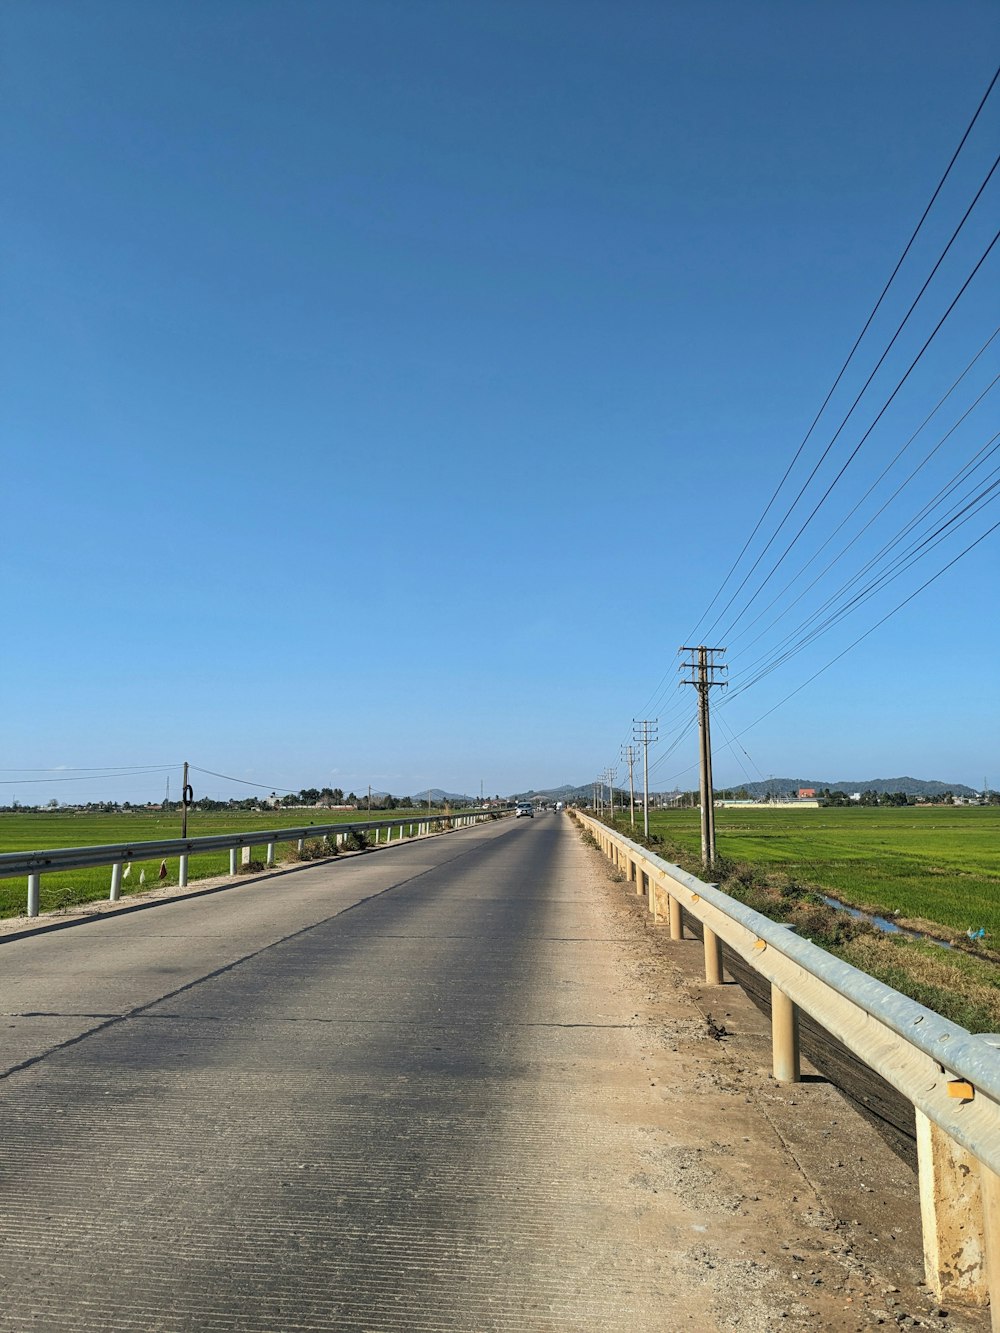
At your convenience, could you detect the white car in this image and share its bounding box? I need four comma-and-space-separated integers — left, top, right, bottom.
515, 803, 534, 818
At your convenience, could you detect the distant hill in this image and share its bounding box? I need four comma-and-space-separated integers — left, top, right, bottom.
719, 777, 978, 799
511, 784, 594, 804
412, 788, 478, 803
514, 777, 979, 803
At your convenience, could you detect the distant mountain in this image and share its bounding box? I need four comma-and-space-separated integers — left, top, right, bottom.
511, 784, 594, 804
514, 776, 979, 803
721, 777, 978, 799
412, 788, 479, 803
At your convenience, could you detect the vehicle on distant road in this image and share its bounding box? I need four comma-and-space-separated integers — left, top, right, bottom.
515, 802, 534, 818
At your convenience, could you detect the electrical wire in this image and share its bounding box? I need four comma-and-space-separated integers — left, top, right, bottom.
728, 337, 1000, 651
725, 435, 1000, 694
724, 480, 1000, 707
723, 514, 1000, 743
710, 223, 1000, 644
729, 390, 1000, 666
188, 765, 299, 794
0, 768, 175, 785
688, 62, 1000, 641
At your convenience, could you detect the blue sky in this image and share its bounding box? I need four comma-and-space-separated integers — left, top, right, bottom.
2, 1, 998, 804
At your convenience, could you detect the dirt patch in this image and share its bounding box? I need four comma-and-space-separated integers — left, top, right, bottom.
579, 833, 990, 1332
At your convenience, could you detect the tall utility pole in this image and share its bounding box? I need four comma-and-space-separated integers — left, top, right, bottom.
679, 646, 727, 868
181, 760, 192, 839
604, 767, 616, 819
632, 719, 658, 838
621, 744, 636, 828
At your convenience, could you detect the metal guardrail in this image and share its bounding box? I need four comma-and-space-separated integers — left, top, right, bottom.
574, 811, 1000, 1319
0, 809, 505, 917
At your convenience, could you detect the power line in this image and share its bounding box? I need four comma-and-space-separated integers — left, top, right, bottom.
187, 765, 299, 794
728, 335, 1000, 652
724, 514, 1000, 739
725, 442, 1000, 697
688, 62, 1000, 641
729, 403, 1000, 669
710, 223, 1000, 644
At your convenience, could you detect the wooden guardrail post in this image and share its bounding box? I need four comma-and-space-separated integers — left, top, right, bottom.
770, 984, 801, 1083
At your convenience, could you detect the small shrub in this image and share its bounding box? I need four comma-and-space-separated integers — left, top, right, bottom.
340, 830, 369, 852
50, 886, 83, 912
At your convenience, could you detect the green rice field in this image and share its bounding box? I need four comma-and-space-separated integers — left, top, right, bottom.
0, 807, 443, 919
644, 805, 1000, 940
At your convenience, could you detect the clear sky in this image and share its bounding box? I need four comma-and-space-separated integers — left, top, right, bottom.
2, 1, 998, 805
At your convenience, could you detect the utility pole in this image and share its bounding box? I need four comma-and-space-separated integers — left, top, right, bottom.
181, 760, 192, 838
604, 767, 616, 819
621, 744, 636, 828
368, 784, 372, 813
632, 719, 658, 839
679, 646, 727, 868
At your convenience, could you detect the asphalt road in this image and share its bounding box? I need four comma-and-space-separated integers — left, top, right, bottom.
0, 815, 974, 1331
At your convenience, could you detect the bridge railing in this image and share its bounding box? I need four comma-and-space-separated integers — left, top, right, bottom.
574, 810, 1000, 1320
0, 809, 504, 918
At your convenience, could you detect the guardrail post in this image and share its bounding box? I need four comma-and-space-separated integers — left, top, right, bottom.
178, 854, 188, 887
915, 1108, 995, 1309
265, 842, 275, 867
109, 861, 123, 901
668, 894, 683, 940
241, 846, 252, 867
633, 861, 641, 895
27, 872, 40, 917
229, 848, 237, 876
982, 1161, 1000, 1328
770, 984, 800, 1083
703, 925, 724, 985
297, 838, 305, 854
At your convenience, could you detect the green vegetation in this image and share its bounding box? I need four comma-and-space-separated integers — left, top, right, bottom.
646, 804, 1000, 938
598, 805, 1000, 1032
0, 807, 438, 919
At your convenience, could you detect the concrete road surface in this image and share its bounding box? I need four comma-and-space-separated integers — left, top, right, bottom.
0, 815, 981, 1331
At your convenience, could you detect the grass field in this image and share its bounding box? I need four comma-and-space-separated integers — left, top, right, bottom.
643, 805, 1000, 938
602, 804, 1000, 1032
0, 807, 443, 919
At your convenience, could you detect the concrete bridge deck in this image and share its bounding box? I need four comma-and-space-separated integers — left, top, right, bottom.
0, 815, 979, 1330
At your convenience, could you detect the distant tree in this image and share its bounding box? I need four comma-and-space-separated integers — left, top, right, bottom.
299, 788, 320, 803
